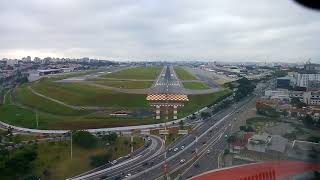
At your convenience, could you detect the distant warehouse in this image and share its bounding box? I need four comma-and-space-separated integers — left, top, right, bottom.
37, 68, 73, 76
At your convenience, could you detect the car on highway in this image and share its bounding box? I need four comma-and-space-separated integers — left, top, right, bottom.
181, 145, 185, 150
111, 160, 117, 165
125, 173, 131, 178
207, 149, 211, 154
180, 159, 186, 164
174, 147, 179, 152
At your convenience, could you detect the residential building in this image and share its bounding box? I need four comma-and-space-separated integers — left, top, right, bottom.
265, 90, 289, 100
294, 73, 320, 88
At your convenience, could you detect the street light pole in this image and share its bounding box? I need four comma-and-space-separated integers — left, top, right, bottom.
36, 110, 39, 128
70, 131, 73, 160
131, 135, 134, 153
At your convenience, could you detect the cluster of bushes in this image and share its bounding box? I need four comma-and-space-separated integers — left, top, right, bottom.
256, 105, 281, 118
72, 131, 119, 167
239, 125, 255, 132
301, 115, 320, 128
0, 146, 38, 179
207, 91, 232, 107
234, 78, 256, 101
90, 153, 112, 167
291, 97, 307, 108
212, 99, 233, 114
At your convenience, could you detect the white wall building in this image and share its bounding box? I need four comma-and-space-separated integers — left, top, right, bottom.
289, 91, 320, 106
265, 90, 289, 100
294, 73, 320, 88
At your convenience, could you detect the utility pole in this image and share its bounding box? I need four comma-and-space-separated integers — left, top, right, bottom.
36, 110, 39, 128
70, 131, 73, 160
131, 135, 134, 153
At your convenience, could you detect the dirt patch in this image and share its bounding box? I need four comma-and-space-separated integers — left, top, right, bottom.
264, 122, 296, 136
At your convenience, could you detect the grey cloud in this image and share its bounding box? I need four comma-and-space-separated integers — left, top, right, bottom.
0, 0, 319, 62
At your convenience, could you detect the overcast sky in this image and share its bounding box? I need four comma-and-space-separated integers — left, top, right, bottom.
0, 0, 319, 62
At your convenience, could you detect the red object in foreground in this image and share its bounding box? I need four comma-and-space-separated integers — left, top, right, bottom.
190, 160, 320, 180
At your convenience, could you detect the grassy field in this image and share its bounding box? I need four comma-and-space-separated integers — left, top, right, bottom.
246, 117, 277, 132
180, 89, 231, 118
2, 67, 232, 130
93, 80, 153, 89
103, 67, 161, 80
3, 90, 12, 105
30, 80, 148, 108
15, 86, 87, 116
3, 88, 230, 129
29, 137, 143, 180
0, 104, 37, 128
174, 67, 198, 80
182, 82, 210, 90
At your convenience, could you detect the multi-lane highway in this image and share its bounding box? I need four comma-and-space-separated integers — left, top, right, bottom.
68, 135, 164, 180
127, 96, 256, 180
74, 91, 256, 180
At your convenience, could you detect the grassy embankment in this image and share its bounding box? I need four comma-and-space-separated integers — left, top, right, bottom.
182, 82, 210, 90
174, 67, 198, 80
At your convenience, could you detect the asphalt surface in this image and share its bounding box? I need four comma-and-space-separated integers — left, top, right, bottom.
150, 65, 185, 94
68, 135, 164, 180
123, 81, 268, 180
128, 97, 255, 180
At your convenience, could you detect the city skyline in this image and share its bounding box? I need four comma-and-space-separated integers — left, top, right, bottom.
1, 0, 320, 62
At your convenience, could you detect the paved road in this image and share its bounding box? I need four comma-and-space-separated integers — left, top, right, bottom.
121, 80, 269, 180
180, 98, 257, 179
127, 96, 255, 180
57, 65, 221, 95
149, 65, 185, 94
68, 135, 165, 180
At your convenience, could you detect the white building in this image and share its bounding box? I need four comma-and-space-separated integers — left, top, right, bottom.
294, 73, 320, 88
265, 90, 289, 100
289, 91, 320, 106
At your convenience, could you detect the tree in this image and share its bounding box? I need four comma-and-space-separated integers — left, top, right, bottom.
240, 126, 255, 132
256, 105, 280, 117
90, 153, 112, 167
226, 135, 237, 144
123, 139, 129, 146
73, 131, 97, 149
302, 115, 314, 127
200, 112, 211, 119
2, 147, 37, 178
7, 126, 13, 136
102, 132, 118, 144
291, 97, 306, 108
307, 136, 320, 143
273, 70, 288, 78
234, 78, 256, 101
179, 120, 184, 129
24, 175, 40, 180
